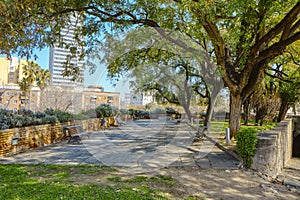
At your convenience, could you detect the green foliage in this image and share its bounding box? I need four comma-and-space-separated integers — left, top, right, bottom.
128, 109, 139, 115
0, 108, 74, 130
44, 108, 73, 123
165, 107, 180, 115
152, 107, 165, 114
95, 104, 119, 118
18, 62, 51, 92
2, 0, 300, 138
40, 115, 58, 125
236, 128, 258, 168
77, 109, 97, 119
119, 109, 129, 115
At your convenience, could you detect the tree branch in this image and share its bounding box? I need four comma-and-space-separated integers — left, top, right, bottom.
258, 31, 300, 63
252, 2, 300, 53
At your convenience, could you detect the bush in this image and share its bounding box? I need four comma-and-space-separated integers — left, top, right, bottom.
165, 107, 175, 114
45, 108, 73, 123
152, 107, 165, 114
79, 109, 97, 119
0, 108, 73, 129
41, 115, 58, 125
95, 104, 114, 118
119, 109, 128, 115
236, 128, 258, 168
128, 109, 138, 116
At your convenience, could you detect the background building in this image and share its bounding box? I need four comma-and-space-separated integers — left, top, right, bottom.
8, 57, 19, 84
39, 86, 83, 113
0, 85, 40, 112
124, 92, 154, 107
49, 15, 85, 87
0, 57, 9, 86
0, 55, 120, 113
83, 86, 120, 110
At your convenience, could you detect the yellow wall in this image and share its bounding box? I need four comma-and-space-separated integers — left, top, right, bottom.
0, 57, 9, 86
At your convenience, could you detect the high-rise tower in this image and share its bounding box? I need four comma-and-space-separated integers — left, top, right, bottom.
49, 15, 85, 87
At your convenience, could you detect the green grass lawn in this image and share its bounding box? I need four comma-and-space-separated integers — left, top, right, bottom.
0, 164, 174, 200
207, 120, 278, 135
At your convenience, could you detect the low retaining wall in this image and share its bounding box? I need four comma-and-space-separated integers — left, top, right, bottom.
252, 119, 293, 178
0, 118, 107, 157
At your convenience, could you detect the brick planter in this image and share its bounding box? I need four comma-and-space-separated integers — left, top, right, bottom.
0, 118, 102, 157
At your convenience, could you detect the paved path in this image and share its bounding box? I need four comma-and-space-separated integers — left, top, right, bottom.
0, 119, 239, 172
278, 158, 300, 188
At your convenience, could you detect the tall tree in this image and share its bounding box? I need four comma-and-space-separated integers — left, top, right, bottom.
18, 61, 51, 110
105, 44, 223, 125
1, 0, 300, 138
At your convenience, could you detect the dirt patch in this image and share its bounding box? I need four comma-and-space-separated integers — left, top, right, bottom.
165, 167, 299, 199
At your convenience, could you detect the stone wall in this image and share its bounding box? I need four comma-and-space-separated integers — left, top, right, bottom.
252, 119, 293, 178
293, 116, 300, 140
0, 118, 104, 157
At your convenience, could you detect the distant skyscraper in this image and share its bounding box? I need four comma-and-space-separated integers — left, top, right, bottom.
49, 15, 85, 87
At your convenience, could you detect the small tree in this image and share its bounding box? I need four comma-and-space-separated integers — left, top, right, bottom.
95, 104, 114, 118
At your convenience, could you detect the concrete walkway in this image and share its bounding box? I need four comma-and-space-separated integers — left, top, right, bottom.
278, 158, 300, 188
0, 119, 239, 172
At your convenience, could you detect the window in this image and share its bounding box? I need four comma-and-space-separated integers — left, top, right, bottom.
6, 92, 10, 96
98, 96, 102, 100
13, 100, 18, 104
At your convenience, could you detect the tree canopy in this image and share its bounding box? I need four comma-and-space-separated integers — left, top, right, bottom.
1, 0, 300, 138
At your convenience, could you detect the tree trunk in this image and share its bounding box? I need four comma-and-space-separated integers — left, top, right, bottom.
243, 97, 250, 125
183, 105, 192, 123
277, 100, 289, 122
229, 93, 243, 139
204, 91, 218, 127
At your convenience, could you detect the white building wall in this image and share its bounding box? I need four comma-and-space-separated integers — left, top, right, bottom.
49, 15, 85, 87
142, 92, 153, 105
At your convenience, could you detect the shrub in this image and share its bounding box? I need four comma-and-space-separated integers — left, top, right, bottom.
35, 111, 46, 118
95, 104, 116, 118
79, 109, 97, 119
119, 109, 128, 115
41, 115, 58, 125
236, 128, 258, 168
73, 113, 90, 120
112, 106, 120, 116
165, 107, 177, 114
153, 107, 165, 114
0, 108, 72, 129
45, 108, 73, 123
127, 109, 137, 116
0, 124, 9, 130
18, 109, 34, 117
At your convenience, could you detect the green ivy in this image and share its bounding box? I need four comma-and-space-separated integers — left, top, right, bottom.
236, 128, 258, 168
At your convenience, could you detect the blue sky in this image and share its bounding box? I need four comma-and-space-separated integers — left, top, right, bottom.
33, 48, 130, 98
